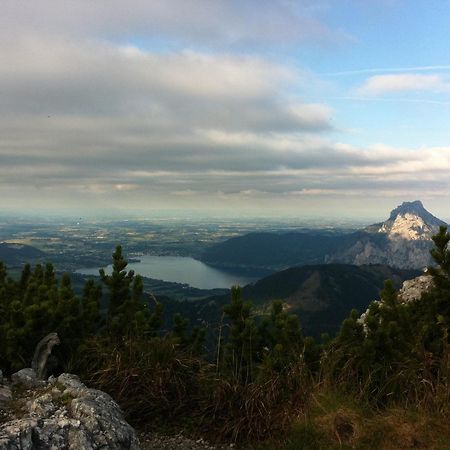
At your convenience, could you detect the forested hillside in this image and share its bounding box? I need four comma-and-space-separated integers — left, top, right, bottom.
184, 264, 419, 338
241, 264, 419, 336
0, 242, 45, 266
201, 231, 349, 270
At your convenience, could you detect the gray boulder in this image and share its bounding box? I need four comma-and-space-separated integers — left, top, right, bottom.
398, 274, 434, 303
0, 386, 12, 405
0, 373, 139, 450
11, 368, 43, 389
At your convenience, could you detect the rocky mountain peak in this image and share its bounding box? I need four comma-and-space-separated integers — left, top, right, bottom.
371, 201, 446, 241
330, 201, 446, 269
388, 200, 445, 226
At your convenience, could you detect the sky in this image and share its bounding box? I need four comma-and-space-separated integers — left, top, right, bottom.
2, 0, 450, 220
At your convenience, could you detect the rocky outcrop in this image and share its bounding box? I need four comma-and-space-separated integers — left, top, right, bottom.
0, 371, 139, 449
358, 272, 434, 331
397, 273, 434, 303
11, 368, 44, 389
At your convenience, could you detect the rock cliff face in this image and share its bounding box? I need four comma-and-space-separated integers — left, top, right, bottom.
329, 201, 446, 269
0, 371, 139, 450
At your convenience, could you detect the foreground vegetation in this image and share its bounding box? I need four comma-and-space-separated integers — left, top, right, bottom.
1, 228, 450, 448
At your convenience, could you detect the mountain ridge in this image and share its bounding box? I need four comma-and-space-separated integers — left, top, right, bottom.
388, 200, 445, 225
184, 263, 420, 337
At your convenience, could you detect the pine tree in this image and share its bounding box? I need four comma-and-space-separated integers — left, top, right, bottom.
258, 300, 304, 373
55, 273, 81, 353
223, 286, 258, 382
100, 246, 133, 317
172, 312, 206, 355
100, 246, 162, 337
81, 279, 102, 336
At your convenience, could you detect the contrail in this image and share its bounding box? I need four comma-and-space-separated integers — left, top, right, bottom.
333, 96, 450, 106
322, 66, 450, 76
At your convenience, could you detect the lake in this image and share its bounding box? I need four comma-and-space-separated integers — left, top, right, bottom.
76, 255, 260, 289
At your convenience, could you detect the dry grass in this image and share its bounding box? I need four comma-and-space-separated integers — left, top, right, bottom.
200, 370, 308, 443
315, 408, 361, 445
78, 336, 450, 448
79, 336, 313, 444
273, 388, 450, 450
80, 336, 207, 424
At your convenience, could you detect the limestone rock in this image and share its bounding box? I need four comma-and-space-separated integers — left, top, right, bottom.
358, 273, 434, 332
11, 368, 43, 389
0, 386, 12, 405
0, 419, 37, 450
398, 274, 434, 303
0, 372, 139, 450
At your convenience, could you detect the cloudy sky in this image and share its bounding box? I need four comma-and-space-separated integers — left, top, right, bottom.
2, 0, 450, 219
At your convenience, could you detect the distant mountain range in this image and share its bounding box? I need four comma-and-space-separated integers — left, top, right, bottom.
201, 201, 447, 270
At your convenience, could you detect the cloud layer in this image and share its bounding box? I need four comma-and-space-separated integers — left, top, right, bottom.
2, 0, 450, 216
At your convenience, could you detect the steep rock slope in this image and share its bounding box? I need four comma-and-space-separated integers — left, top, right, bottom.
368, 200, 446, 238
329, 201, 446, 269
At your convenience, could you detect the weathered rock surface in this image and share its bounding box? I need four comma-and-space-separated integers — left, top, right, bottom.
398, 274, 434, 303
0, 372, 139, 450
0, 386, 12, 406
11, 368, 43, 389
358, 272, 434, 330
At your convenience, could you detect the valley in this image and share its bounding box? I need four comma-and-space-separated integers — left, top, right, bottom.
0, 215, 359, 271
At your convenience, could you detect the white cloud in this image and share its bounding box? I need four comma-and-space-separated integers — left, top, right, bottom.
357, 74, 450, 95
0, 36, 327, 132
